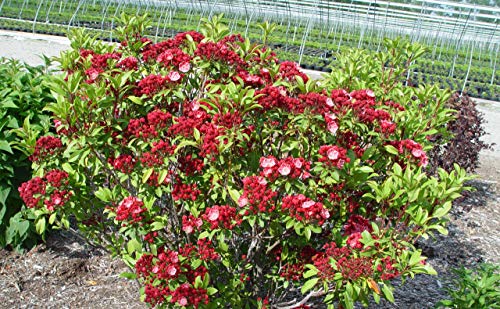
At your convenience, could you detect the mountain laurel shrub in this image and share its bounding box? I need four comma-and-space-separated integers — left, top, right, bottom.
18, 15, 471, 308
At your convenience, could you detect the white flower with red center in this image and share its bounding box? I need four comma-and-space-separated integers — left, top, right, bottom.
327, 121, 338, 134
411, 149, 424, 158
257, 177, 267, 185
179, 61, 191, 73
263, 168, 273, 177
238, 196, 249, 207
302, 200, 315, 209
207, 207, 219, 221
191, 101, 200, 111
182, 225, 194, 234
168, 71, 181, 82
278, 163, 291, 176
260, 157, 277, 168
321, 208, 330, 219
327, 148, 340, 160
167, 265, 177, 276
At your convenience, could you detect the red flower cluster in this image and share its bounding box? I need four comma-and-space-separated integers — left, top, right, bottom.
140, 140, 175, 168
195, 41, 246, 69
135, 242, 212, 307
255, 85, 289, 110
179, 238, 219, 261
18, 177, 46, 208
168, 109, 210, 137
343, 214, 372, 235
141, 31, 204, 62
135, 74, 182, 97
156, 48, 191, 72
279, 61, 309, 83
178, 154, 204, 176
388, 139, 429, 166
116, 56, 138, 70
45, 169, 69, 187
377, 256, 401, 280
182, 214, 203, 234
202, 205, 240, 230
259, 156, 311, 180
172, 181, 200, 201
30, 136, 63, 162
313, 242, 374, 281
199, 123, 223, 158
18, 169, 71, 211
238, 176, 277, 213
213, 111, 242, 129
343, 215, 373, 249
126, 110, 172, 140
109, 154, 135, 173
296, 92, 332, 114
281, 194, 330, 225
116, 196, 147, 223
170, 284, 209, 308
318, 145, 350, 168
337, 256, 373, 281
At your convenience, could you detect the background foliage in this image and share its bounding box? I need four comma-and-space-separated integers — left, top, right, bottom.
0, 57, 52, 251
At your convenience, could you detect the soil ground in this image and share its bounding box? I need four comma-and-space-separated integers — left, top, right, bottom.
0, 30, 498, 308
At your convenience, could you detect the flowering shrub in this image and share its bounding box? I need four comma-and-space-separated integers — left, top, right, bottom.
19, 15, 471, 308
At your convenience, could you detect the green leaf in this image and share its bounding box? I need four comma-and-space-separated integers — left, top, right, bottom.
301, 277, 319, 294
119, 272, 137, 280
35, 217, 46, 234
48, 213, 57, 225
381, 284, 395, 303
0, 186, 11, 207
61, 162, 75, 174
303, 269, 318, 279
0, 140, 13, 154
227, 186, 240, 204
95, 187, 113, 202
207, 287, 218, 296
142, 168, 154, 184
127, 238, 142, 254
433, 201, 452, 218
384, 145, 399, 155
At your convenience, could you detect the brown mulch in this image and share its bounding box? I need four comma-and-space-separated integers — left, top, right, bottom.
0, 231, 144, 309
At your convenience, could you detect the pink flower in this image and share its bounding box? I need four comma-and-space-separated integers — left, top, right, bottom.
278, 163, 291, 176
327, 148, 339, 160
168, 71, 181, 82
191, 101, 200, 111
182, 225, 193, 234
260, 156, 277, 168
179, 61, 191, 73
366, 89, 375, 98
321, 208, 330, 219
238, 196, 249, 207
207, 208, 219, 221
326, 97, 334, 107
327, 121, 338, 134
347, 232, 363, 249
178, 297, 188, 306
302, 200, 313, 209
412, 149, 424, 158
167, 265, 177, 276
